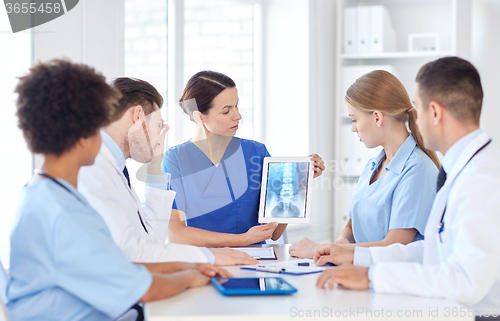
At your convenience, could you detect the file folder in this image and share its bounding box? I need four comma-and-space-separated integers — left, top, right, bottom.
343, 7, 358, 54
356, 6, 370, 54
370, 5, 396, 53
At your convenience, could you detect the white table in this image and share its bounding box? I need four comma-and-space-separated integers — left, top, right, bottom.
146, 245, 473, 321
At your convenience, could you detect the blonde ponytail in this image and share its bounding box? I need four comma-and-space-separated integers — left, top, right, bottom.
407, 108, 440, 168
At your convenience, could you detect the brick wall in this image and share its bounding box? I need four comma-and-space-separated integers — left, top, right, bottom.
124, 0, 167, 103
124, 0, 168, 200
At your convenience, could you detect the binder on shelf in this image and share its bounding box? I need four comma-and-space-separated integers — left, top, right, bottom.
343, 7, 357, 54
356, 6, 370, 54
370, 5, 396, 53
343, 5, 397, 54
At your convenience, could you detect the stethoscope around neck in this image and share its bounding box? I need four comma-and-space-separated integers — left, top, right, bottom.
437, 139, 492, 242
33, 169, 86, 205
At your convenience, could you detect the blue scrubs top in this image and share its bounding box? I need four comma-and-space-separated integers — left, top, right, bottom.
7, 178, 152, 320
350, 134, 439, 243
162, 137, 270, 240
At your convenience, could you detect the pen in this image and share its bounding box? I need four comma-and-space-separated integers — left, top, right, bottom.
255, 266, 285, 273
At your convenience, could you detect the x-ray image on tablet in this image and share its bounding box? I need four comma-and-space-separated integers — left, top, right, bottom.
259, 157, 313, 224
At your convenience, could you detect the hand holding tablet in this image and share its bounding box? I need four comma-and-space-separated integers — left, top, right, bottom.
258, 157, 314, 224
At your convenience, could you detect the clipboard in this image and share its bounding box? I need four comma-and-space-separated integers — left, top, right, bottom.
240, 259, 335, 275
231, 247, 277, 260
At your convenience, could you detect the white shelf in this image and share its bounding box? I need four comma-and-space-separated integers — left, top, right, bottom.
341, 51, 455, 59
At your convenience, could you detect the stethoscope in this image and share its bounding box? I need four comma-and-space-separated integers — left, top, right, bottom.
33, 169, 86, 205
34, 168, 150, 234
437, 139, 492, 242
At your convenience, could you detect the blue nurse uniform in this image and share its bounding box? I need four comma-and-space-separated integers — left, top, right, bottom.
350, 134, 439, 243
163, 137, 270, 241
7, 178, 152, 320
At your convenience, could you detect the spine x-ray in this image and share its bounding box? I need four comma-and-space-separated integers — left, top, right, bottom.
264, 162, 309, 218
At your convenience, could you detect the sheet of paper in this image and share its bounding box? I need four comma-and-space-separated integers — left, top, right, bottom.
231, 247, 276, 259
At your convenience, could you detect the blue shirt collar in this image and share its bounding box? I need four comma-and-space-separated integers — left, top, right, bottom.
442, 129, 482, 174
57, 178, 90, 206
370, 133, 417, 175
100, 130, 126, 170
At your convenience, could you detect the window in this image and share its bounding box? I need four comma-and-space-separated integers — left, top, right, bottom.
124, 0, 168, 198
182, 0, 257, 140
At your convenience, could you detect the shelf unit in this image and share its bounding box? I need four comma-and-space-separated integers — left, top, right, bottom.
340, 51, 455, 59
333, 0, 472, 237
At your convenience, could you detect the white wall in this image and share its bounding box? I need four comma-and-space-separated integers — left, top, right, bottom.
472, 0, 500, 143
33, 0, 124, 81
31, 0, 124, 168
303, 0, 336, 243
261, 0, 309, 156
259, 0, 336, 243
0, 10, 32, 269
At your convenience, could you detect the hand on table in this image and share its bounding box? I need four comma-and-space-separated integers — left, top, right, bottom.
310, 154, 325, 178
316, 264, 370, 290
313, 243, 355, 266
210, 248, 259, 266
184, 270, 211, 288
183, 263, 232, 278
289, 237, 324, 259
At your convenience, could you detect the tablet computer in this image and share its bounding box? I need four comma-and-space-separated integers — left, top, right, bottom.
258, 157, 313, 224
211, 277, 297, 296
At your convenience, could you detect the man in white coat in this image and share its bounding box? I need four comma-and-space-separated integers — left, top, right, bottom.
78, 77, 257, 265
315, 57, 500, 317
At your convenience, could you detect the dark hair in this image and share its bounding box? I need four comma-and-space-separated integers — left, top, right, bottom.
346, 70, 440, 168
180, 71, 236, 121
416, 56, 483, 124
110, 77, 163, 121
16, 59, 120, 156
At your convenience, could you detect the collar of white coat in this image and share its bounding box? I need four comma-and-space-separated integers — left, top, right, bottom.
442, 129, 482, 175
100, 130, 126, 171
442, 129, 490, 185
98, 143, 142, 205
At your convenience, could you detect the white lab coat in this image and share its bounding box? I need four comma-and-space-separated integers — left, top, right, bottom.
78, 143, 209, 263
367, 132, 500, 309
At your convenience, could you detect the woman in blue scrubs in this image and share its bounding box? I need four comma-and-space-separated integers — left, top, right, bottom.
289, 70, 440, 259
163, 71, 325, 247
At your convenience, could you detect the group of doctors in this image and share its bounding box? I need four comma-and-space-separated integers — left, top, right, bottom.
4, 55, 500, 321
